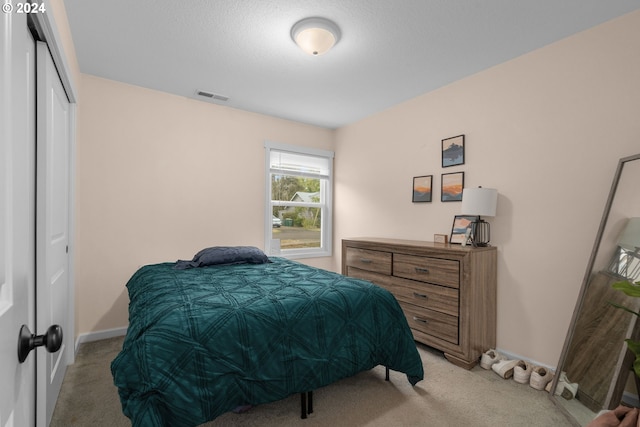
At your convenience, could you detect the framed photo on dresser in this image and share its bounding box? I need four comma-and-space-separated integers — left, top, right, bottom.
450, 215, 478, 244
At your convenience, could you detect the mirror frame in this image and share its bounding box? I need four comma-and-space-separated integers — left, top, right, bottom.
550, 153, 640, 425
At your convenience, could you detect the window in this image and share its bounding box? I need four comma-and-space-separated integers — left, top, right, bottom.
264, 141, 334, 259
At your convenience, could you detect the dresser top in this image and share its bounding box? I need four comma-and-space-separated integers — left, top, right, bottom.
342, 237, 497, 253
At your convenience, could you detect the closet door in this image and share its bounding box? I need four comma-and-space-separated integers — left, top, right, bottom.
36, 40, 71, 427
0, 13, 36, 427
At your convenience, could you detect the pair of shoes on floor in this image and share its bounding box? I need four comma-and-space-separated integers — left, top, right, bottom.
481, 349, 528, 380
545, 371, 578, 399
480, 349, 505, 370
530, 366, 554, 390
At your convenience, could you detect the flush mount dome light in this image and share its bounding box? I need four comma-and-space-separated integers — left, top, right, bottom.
291, 17, 341, 56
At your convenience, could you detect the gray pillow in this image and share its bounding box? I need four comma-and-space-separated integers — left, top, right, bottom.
174, 246, 269, 269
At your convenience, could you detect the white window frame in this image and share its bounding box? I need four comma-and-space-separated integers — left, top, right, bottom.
264, 141, 334, 259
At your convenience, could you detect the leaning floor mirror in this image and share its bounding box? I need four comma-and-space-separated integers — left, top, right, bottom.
551, 153, 640, 426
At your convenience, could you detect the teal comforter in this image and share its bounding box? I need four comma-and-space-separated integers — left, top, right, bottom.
111, 257, 424, 426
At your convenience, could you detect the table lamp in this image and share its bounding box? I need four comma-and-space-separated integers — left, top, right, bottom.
460, 187, 498, 247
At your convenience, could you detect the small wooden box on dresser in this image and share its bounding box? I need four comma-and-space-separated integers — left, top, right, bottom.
342, 238, 497, 370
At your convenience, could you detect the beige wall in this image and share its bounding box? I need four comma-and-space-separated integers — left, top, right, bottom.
73, 9, 640, 367
75, 76, 334, 335
334, 11, 640, 366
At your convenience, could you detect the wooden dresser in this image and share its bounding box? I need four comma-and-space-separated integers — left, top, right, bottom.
342, 238, 497, 369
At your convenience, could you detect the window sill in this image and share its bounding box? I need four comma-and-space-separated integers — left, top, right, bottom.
270, 249, 332, 260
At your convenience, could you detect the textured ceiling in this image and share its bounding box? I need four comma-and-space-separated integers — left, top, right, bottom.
63, 0, 640, 129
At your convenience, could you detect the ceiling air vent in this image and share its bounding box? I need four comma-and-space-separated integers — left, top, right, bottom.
196, 90, 229, 102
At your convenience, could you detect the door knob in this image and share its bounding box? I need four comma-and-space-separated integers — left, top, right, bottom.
17, 324, 63, 363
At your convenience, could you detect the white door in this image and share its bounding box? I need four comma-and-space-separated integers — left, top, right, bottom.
0, 11, 36, 427
36, 41, 72, 427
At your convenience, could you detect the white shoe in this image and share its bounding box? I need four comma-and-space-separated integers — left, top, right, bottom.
545, 372, 578, 399
491, 359, 519, 379
530, 366, 553, 390
513, 360, 531, 384
480, 349, 505, 370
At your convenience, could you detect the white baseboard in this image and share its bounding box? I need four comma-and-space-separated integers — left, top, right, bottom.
74, 326, 128, 354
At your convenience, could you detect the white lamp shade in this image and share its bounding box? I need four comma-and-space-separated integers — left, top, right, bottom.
460, 187, 498, 217
291, 17, 340, 56
618, 217, 640, 250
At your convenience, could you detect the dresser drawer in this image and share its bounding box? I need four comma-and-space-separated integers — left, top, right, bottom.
345, 247, 392, 275
393, 253, 459, 288
388, 276, 459, 317
402, 303, 459, 345
345, 267, 395, 291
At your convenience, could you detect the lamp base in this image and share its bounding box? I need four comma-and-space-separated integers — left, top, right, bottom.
471, 218, 491, 247
472, 242, 491, 247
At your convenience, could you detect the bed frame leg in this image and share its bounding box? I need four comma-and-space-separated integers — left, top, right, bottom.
386, 367, 390, 381
300, 391, 313, 419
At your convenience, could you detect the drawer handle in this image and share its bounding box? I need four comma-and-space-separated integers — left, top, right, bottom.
413, 292, 428, 299
359, 258, 373, 264
415, 267, 430, 274
412, 316, 428, 324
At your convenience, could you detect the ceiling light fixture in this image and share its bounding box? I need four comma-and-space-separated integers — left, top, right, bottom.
291, 17, 340, 56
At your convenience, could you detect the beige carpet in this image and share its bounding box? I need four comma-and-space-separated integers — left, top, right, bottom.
51, 337, 574, 426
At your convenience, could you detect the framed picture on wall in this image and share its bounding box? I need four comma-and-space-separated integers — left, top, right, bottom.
442, 134, 465, 167
450, 215, 478, 244
412, 175, 432, 202
441, 171, 464, 202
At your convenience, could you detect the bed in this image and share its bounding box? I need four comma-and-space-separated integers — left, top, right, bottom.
111, 247, 424, 427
